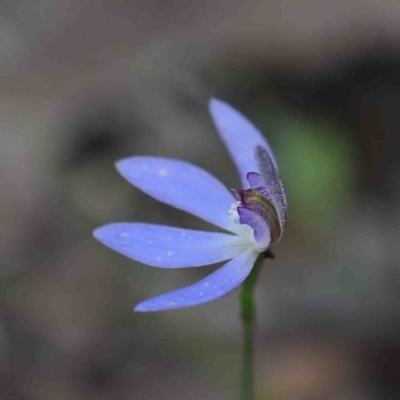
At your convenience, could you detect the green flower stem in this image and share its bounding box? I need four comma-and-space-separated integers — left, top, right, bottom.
240, 250, 274, 400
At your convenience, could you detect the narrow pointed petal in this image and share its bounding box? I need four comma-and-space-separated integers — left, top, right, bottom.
116, 156, 239, 233
255, 146, 287, 229
209, 98, 278, 189
93, 223, 247, 268
135, 250, 259, 311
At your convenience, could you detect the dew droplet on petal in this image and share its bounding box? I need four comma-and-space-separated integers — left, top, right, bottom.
156, 256, 162, 261
116, 231, 130, 245
204, 282, 209, 287
159, 168, 167, 176
168, 302, 176, 307
167, 251, 173, 256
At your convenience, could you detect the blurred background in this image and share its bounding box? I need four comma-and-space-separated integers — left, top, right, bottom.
1, 1, 400, 399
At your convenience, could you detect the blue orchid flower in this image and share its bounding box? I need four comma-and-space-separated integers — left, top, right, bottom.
94, 99, 287, 312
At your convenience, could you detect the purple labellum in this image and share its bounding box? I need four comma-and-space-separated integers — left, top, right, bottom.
237, 206, 271, 249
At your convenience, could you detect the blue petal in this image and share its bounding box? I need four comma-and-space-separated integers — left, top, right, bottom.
93, 223, 248, 268
209, 98, 279, 189
116, 156, 239, 233
134, 250, 259, 311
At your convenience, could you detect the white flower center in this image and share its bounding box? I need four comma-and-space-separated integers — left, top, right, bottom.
228, 201, 241, 223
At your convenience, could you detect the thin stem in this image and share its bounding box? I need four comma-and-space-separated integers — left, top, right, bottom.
240, 250, 274, 400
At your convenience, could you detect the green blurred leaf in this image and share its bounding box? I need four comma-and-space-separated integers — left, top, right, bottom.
276, 116, 357, 236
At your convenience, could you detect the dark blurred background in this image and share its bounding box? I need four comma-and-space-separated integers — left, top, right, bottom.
1, 1, 400, 399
